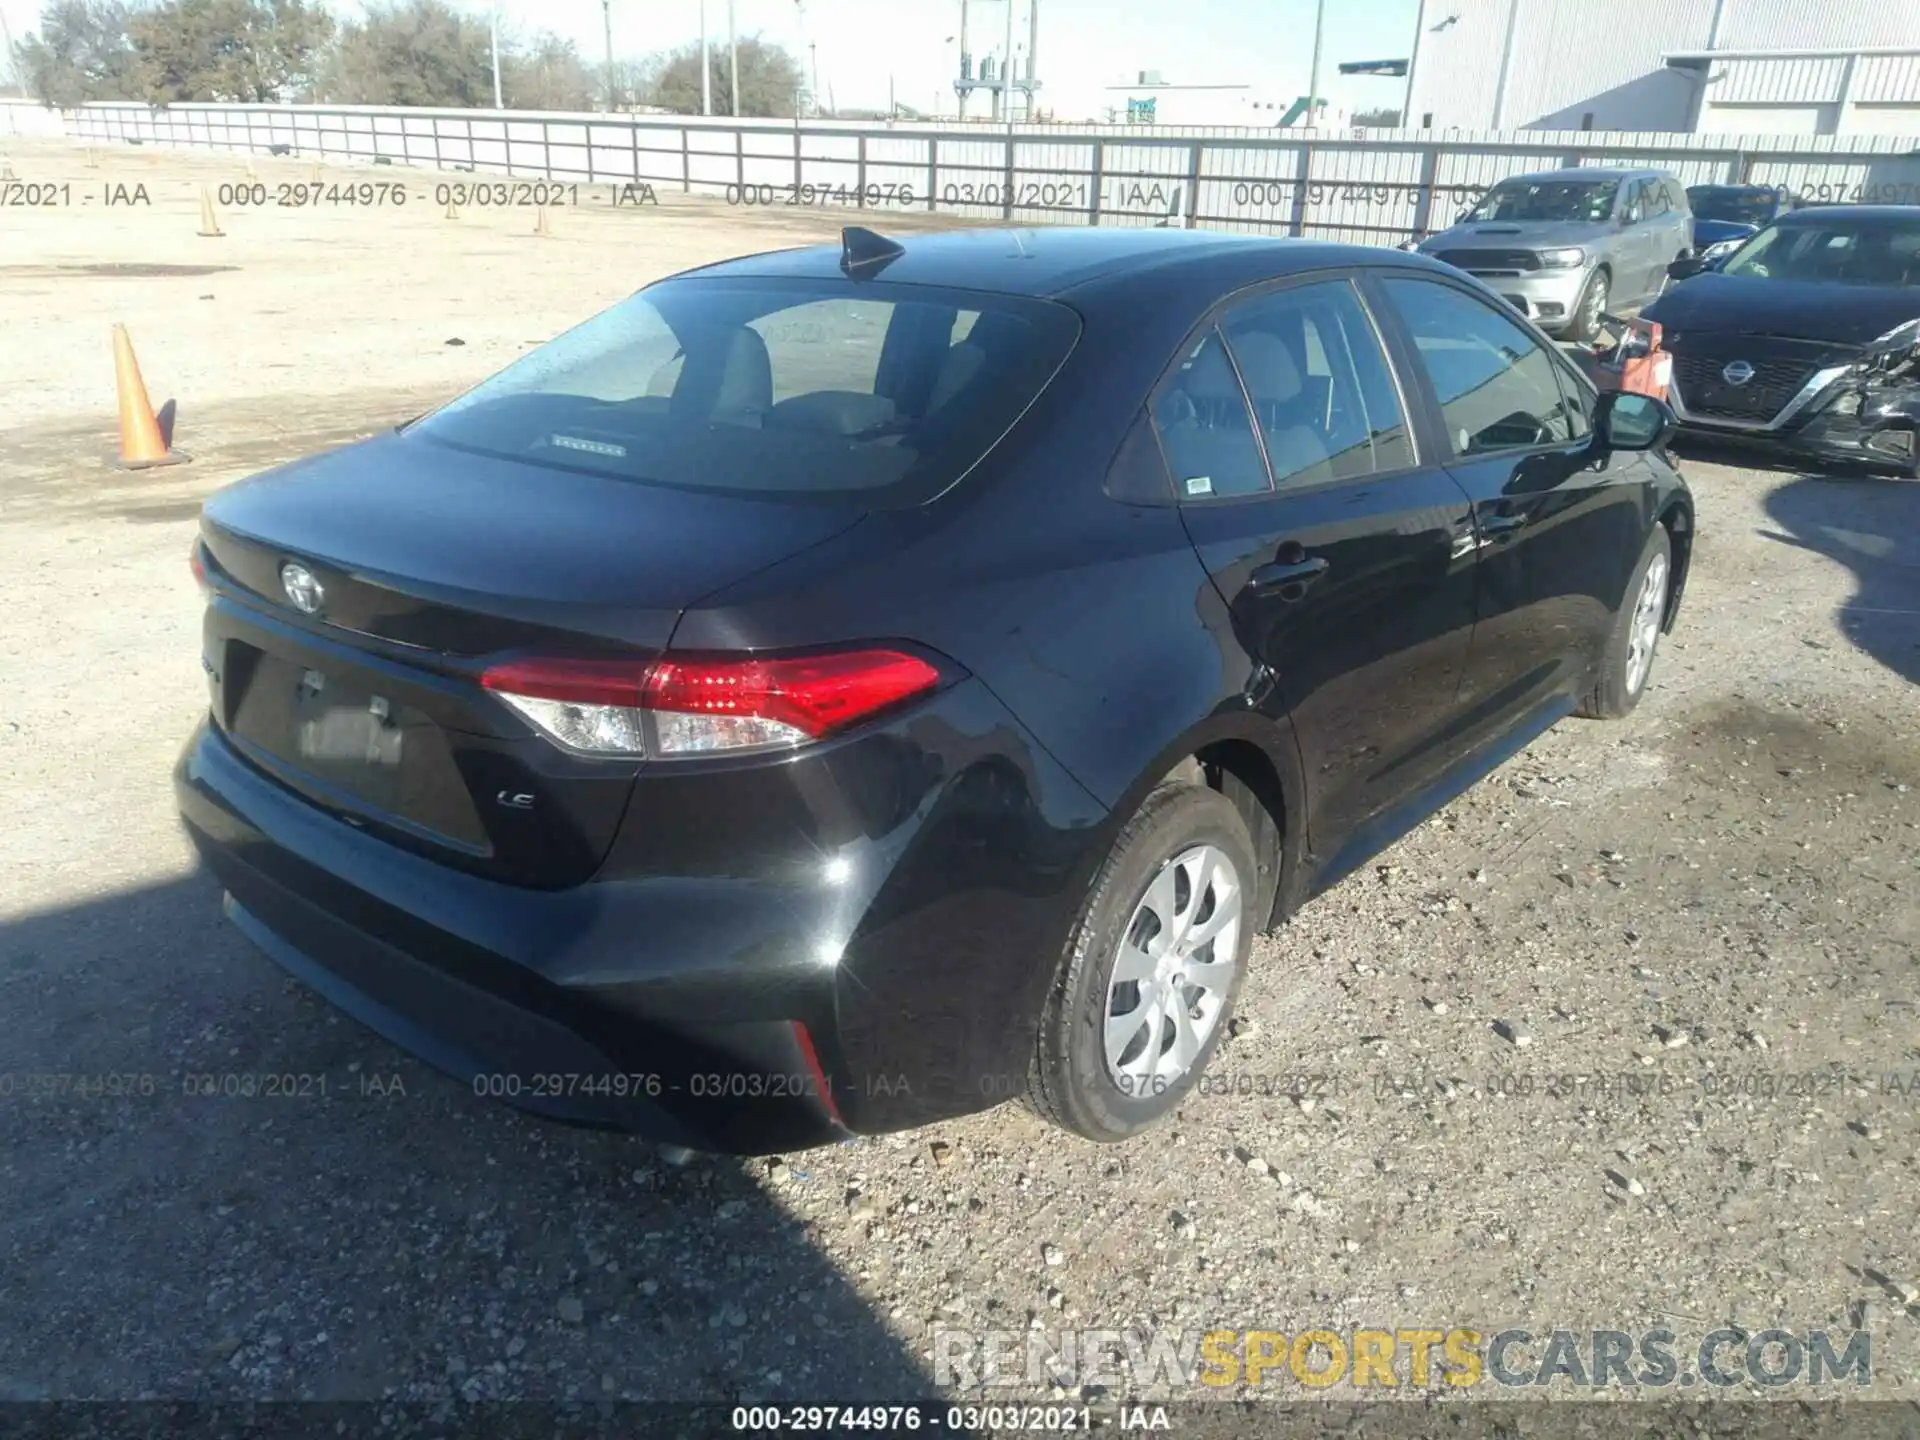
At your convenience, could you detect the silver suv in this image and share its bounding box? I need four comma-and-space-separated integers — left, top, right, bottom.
1413, 168, 1695, 342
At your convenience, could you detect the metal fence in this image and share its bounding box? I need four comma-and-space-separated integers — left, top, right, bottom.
59, 101, 1920, 246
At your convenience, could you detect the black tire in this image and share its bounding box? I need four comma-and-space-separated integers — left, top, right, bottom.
1567, 267, 1612, 344
1026, 782, 1257, 1142
1577, 523, 1673, 720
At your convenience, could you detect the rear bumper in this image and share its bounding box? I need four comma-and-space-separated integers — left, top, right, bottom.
176, 681, 1109, 1153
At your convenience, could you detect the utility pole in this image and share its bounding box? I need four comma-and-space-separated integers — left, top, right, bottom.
489, 0, 504, 108
0, 8, 19, 94
809, 43, 818, 117
1305, 0, 1326, 131
728, 0, 739, 116
1403, 0, 1428, 127
1000, 0, 1013, 121
699, 0, 712, 115
602, 0, 616, 111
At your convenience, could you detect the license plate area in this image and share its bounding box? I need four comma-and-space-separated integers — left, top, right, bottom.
224, 643, 489, 849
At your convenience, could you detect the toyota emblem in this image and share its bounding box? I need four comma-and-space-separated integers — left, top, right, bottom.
1721, 360, 1756, 387
280, 561, 324, 615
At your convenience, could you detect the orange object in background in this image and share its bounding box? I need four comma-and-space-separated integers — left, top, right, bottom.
1593, 315, 1673, 402
112, 324, 190, 470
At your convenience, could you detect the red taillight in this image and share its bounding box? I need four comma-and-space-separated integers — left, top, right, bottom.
189, 539, 208, 589
642, 651, 941, 739
478, 648, 944, 758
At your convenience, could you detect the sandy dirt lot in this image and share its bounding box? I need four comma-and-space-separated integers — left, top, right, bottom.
1, 135, 1917, 1419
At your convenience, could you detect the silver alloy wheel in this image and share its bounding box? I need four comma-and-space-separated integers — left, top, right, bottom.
1623, 551, 1669, 696
1102, 844, 1243, 1094
1583, 271, 1610, 335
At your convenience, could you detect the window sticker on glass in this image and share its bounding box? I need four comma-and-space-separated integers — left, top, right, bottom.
1185, 475, 1214, 496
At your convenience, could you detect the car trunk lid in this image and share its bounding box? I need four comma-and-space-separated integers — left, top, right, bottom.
198, 431, 865, 887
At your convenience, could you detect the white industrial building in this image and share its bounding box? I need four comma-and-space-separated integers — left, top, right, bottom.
1403, 0, 1920, 133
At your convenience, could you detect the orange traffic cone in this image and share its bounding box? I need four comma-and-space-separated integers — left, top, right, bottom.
197, 185, 224, 238
112, 325, 190, 470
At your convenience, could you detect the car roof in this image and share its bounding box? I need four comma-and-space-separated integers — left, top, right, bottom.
671, 225, 1443, 300
1776, 204, 1920, 224
1499, 167, 1655, 184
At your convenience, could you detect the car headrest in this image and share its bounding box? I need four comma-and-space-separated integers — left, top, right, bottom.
1181, 344, 1250, 403
713, 327, 773, 418
1230, 331, 1305, 406
927, 342, 987, 413
672, 326, 773, 424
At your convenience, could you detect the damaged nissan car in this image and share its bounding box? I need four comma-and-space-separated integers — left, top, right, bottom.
1650, 204, 1920, 476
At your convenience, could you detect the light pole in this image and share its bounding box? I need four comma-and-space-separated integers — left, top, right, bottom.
602, 0, 616, 110
1000, 0, 1013, 122
489, 0, 504, 108
700, 0, 712, 115
1305, 0, 1326, 131
728, 0, 739, 116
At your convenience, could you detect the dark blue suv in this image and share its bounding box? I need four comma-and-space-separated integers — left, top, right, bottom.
1686, 184, 1796, 256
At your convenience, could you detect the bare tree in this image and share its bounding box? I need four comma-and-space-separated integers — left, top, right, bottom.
502, 32, 594, 112
644, 34, 802, 117
130, 0, 333, 102
317, 0, 491, 107
16, 0, 138, 104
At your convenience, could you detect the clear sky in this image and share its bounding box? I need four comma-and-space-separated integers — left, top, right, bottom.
3, 0, 1426, 119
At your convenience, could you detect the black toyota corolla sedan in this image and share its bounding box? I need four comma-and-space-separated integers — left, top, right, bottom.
178, 225, 1692, 1155
1651, 205, 1920, 476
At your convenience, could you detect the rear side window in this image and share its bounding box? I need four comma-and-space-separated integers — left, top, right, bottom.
1151, 329, 1272, 500
1381, 277, 1582, 457
1218, 279, 1414, 486
412, 277, 1080, 505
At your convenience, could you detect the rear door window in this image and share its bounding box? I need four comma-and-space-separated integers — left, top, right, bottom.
1217, 278, 1415, 486
1151, 330, 1271, 500
412, 278, 1080, 505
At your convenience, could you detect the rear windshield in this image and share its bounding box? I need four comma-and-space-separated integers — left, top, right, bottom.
1466, 179, 1618, 224
1720, 216, 1920, 288
1687, 186, 1780, 225
410, 276, 1082, 504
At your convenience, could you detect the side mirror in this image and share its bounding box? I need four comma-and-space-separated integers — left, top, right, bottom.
1595, 391, 1673, 452
1667, 254, 1709, 281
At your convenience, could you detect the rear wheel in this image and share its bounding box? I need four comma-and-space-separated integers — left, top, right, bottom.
1578, 523, 1672, 720
1567, 267, 1611, 344
1027, 782, 1256, 1142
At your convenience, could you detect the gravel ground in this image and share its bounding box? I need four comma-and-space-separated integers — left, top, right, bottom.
2, 136, 1917, 1414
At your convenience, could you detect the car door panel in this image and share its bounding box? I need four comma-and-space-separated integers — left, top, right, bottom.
1616, 179, 1658, 304
1367, 271, 1644, 731
1182, 474, 1480, 848
1159, 276, 1480, 853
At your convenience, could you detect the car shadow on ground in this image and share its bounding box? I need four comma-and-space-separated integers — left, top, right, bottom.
1673, 440, 1920, 686
0, 866, 932, 1404
1759, 474, 1920, 687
